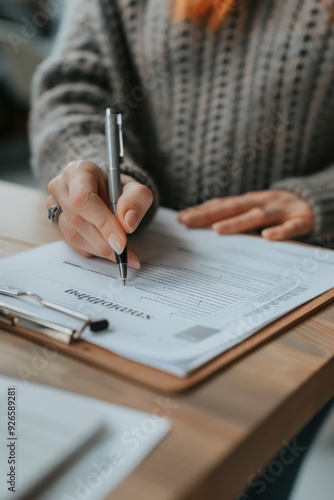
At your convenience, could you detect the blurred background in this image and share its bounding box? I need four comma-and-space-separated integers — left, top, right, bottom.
0, 0, 62, 188
0, 2, 333, 499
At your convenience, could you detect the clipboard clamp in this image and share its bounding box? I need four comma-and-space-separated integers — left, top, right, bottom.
0, 286, 109, 344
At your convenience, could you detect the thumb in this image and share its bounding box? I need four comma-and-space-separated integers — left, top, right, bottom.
117, 179, 154, 234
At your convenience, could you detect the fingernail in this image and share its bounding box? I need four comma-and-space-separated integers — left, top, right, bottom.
125, 210, 139, 233
108, 234, 125, 255
129, 257, 141, 270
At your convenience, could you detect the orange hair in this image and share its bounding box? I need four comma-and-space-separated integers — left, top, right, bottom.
174, 0, 334, 31
173, 0, 246, 30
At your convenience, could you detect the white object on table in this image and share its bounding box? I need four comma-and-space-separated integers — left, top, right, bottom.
0, 376, 171, 500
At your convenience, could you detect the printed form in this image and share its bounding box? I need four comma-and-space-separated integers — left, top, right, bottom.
1, 209, 334, 376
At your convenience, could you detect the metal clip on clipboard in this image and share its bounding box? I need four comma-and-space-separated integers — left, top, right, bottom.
0, 286, 109, 344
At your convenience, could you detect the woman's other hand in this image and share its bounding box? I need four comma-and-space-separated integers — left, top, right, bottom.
46, 161, 153, 267
177, 191, 314, 240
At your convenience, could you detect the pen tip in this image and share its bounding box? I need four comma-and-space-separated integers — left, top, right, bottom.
118, 263, 127, 285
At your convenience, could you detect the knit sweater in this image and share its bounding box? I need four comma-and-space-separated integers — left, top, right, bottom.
30, 0, 334, 240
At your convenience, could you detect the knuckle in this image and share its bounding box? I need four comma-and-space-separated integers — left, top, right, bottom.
47, 179, 54, 193
67, 211, 82, 229
263, 191, 274, 202
47, 176, 60, 194
65, 228, 82, 247
253, 207, 266, 218
68, 160, 97, 175
83, 162, 98, 175
71, 189, 90, 211
66, 161, 98, 180
66, 161, 78, 169
137, 184, 153, 204
45, 195, 53, 208
97, 216, 111, 235
66, 161, 81, 173
225, 199, 235, 210
211, 197, 222, 208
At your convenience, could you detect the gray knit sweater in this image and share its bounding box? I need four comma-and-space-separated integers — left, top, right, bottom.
30, 0, 334, 239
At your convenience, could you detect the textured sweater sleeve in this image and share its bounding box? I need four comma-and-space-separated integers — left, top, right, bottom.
271, 166, 334, 238
29, 0, 159, 218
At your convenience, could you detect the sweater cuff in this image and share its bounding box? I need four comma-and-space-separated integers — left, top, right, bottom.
271, 171, 334, 238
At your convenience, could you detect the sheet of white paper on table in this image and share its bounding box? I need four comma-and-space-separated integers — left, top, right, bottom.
0, 208, 334, 376
0, 376, 171, 500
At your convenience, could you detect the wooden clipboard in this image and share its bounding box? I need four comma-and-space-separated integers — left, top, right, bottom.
1, 185, 334, 393
1, 288, 334, 393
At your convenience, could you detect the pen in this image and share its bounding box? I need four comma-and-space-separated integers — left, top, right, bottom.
105, 107, 128, 285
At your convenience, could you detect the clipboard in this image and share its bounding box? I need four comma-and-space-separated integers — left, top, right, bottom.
2, 182, 333, 393
1, 284, 334, 393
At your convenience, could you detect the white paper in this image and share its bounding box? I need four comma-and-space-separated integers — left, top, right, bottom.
0, 376, 171, 500
1, 208, 334, 376
0, 382, 104, 500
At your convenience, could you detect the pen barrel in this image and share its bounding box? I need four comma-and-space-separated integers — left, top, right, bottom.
110, 201, 117, 217
108, 181, 120, 215
105, 109, 122, 210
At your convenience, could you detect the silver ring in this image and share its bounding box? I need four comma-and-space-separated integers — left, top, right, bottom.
48, 204, 63, 225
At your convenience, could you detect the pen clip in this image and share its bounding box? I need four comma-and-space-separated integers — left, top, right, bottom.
117, 112, 124, 162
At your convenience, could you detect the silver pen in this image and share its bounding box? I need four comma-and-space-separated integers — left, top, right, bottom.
105, 108, 128, 285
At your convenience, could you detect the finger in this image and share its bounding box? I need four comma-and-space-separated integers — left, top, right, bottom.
46, 194, 58, 210
59, 217, 140, 269
51, 176, 141, 266
67, 165, 127, 255
49, 184, 114, 257
47, 176, 70, 219
94, 166, 109, 205
177, 195, 260, 228
212, 207, 268, 234
261, 217, 313, 241
63, 211, 120, 260
47, 165, 140, 267
48, 161, 109, 203
47, 185, 105, 253
117, 179, 154, 234
48, 172, 69, 200
47, 184, 101, 246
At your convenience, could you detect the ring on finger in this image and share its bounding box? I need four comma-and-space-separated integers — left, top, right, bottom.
48, 204, 63, 225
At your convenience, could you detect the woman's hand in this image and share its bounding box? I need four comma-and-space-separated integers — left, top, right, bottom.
177, 190, 314, 240
46, 161, 153, 267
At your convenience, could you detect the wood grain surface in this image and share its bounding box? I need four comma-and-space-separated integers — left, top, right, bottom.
0, 180, 334, 499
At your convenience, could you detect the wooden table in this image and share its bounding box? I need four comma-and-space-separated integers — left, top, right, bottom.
0, 180, 334, 500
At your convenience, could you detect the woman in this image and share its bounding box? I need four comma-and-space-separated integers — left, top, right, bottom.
30, 0, 334, 498
30, 0, 334, 268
